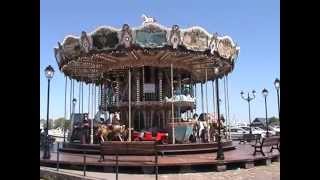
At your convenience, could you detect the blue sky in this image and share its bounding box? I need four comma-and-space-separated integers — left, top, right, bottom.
40, 0, 279, 124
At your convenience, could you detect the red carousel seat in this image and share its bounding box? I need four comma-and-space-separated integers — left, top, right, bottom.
144, 132, 153, 141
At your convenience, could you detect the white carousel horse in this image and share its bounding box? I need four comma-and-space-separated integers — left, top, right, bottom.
195, 113, 220, 142
141, 14, 156, 25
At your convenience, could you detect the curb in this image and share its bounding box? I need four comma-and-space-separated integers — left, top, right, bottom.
40, 167, 107, 180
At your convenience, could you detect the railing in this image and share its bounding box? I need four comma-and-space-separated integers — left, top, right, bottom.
107, 101, 195, 108
54, 142, 160, 180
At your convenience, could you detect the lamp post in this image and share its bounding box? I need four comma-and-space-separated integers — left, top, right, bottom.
274, 78, 280, 121
240, 90, 256, 134
43, 65, 54, 159
262, 89, 269, 137
69, 98, 77, 142
214, 67, 224, 160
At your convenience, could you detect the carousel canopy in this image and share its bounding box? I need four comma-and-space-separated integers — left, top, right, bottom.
54, 15, 240, 84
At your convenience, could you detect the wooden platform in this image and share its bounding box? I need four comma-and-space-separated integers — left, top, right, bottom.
40, 142, 280, 173
60, 141, 235, 155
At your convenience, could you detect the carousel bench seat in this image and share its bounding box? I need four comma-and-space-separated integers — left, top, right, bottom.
239, 134, 261, 144
253, 136, 280, 156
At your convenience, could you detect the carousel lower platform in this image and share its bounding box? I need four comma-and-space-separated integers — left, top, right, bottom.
59, 140, 236, 155
40, 142, 280, 173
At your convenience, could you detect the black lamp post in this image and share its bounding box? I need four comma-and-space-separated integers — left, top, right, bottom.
262, 88, 269, 137
43, 65, 54, 159
274, 78, 280, 121
240, 90, 256, 134
214, 67, 224, 160
69, 98, 77, 142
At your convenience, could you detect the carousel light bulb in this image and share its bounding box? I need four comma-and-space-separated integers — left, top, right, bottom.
214, 67, 219, 75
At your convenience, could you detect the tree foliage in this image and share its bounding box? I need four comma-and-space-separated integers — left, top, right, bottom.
269, 116, 279, 125
42, 119, 54, 129
53, 117, 70, 129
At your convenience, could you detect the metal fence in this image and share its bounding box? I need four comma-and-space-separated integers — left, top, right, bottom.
54, 142, 159, 180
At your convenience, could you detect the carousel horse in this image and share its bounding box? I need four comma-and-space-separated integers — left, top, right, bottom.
96, 124, 112, 143
209, 114, 229, 142
207, 113, 218, 142
190, 115, 200, 143
141, 14, 156, 25
197, 113, 209, 143
196, 113, 221, 143
95, 112, 127, 142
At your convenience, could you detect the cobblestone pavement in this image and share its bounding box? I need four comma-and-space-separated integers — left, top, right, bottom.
41, 162, 279, 180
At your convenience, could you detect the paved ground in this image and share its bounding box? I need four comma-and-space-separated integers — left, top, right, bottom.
41, 162, 280, 180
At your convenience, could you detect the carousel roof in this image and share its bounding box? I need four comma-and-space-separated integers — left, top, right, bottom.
54, 15, 240, 84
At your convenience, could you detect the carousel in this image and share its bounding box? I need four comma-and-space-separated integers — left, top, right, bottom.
55, 15, 240, 154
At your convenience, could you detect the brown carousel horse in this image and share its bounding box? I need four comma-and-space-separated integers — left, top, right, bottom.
96, 124, 127, 142
208, 114, 228, 142
95, 112, 128, 142
96, 124, 112, 142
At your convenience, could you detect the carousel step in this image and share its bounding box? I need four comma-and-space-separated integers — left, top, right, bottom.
59, 148, 99, 154
159, 145, 235, 155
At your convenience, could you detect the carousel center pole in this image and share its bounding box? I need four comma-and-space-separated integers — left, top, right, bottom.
171, 64, 175, 144
128, 68, 132, 142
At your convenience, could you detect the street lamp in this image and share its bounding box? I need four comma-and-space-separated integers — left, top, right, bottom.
262, 88, 269, 137
274, 78, 280, 121
43, 65, 54, 159
214, 67, 224, 160
240, 90, 256, 134
69, 98, 77, 142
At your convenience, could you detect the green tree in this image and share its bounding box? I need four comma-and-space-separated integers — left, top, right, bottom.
269, 116, 279, 125
53, 117, 71, 129
42, 119, 54, 129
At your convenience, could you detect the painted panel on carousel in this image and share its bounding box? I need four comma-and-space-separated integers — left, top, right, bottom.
134, 24, 168, 48
231, 47, 240, 63
169, 25, 181, 49
217, 37, 237, 59
119, 24, 133, 48
182, 28, 209, 51
209, 33, 219, 54
62, 36, 81, 59
91, 27, 119, 50
80, 31, 93, 53
54, 42, 65, 65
